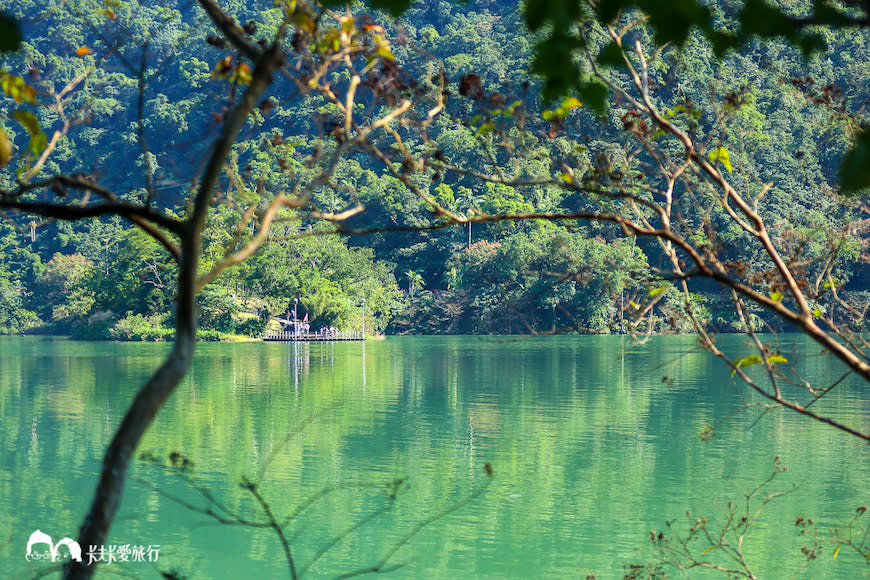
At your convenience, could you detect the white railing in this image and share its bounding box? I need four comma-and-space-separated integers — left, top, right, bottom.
264, 330, 365, 341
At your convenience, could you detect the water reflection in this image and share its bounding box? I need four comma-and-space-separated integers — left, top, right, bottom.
0, 335, 868, 578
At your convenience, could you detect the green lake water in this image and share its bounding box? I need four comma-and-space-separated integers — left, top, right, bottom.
1, 335, 869, 578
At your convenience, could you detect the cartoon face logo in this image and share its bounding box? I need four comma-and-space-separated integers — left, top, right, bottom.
25, 530, 83, 562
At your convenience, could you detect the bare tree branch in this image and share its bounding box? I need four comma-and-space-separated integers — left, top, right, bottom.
64, 25, 287, 580
196, 0, 263, 61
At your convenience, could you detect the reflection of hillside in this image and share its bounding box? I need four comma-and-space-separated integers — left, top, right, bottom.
1, 336, 869, 578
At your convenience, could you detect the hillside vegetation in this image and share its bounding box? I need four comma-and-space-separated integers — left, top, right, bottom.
1, 0, 868, 338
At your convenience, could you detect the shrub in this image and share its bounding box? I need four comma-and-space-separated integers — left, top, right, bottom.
109, 313, 173, 341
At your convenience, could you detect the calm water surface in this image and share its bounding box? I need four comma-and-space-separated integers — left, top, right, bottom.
1, 335, 869, 578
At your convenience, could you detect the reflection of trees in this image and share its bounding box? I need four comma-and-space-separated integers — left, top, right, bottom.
3, 336, 869, 577
132, 454, 493, 580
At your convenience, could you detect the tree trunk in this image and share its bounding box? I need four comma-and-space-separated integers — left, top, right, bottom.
64, 247, 198, 579
63, 35, 283, 577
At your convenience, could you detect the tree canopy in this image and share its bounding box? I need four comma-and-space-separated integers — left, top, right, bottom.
3, 1, 870, 577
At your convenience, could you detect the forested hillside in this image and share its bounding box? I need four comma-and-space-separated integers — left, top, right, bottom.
1, 0, 868, 338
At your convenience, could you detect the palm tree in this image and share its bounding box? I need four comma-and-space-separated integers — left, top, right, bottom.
456, 186, 483, 248
323, 192, 343, 214
405, 269, 424, 298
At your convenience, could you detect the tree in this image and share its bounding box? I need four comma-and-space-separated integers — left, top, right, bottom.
405, 268, 424, 297
522, 0, 870, 193
0, 1, 422, 577
396, 4, 870, 441
0, 219, 39, 332
39, 253, 97, 331
331, 0, 870, 192
456, 186, 483, 248
0, 272, 36, 332
4, 0, 870, 577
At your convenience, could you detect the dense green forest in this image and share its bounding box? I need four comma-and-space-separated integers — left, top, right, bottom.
5, 3, 870, 578
1, 0, 868, 339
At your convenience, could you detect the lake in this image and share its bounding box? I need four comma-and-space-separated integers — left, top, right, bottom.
2, 335, 869, 578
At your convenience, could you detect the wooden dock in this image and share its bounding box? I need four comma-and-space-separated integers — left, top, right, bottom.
264, 330, 365, 342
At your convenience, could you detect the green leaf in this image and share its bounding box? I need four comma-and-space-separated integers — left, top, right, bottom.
28, 131, 46, 156
474, 122, 496, 136
673, 104, 702, 120
739, 0, 826, 56
596, 42, 625, 68
708, 146, 732, 173
594, 1, 624, 24
769, 291, 783, 302
767, 354, 788, 364
813, 0, 851, 26
530, 31, 585, 103
504, 100, 523, 118
840, 129, 870, 194
525, 0, 585, 32
731, 354, 762, 377
0, 13, 21, 53
577, 81, 608, 116
648, 287, 665, 297
12, 111, 46, 160
645, 1, 711, 46
542, 110, 556, 122
813, 307, 822, 318
376, 46, 395, 60
12, 110, 40, 136
0, 127, 11, 167
709, 30, 740, 57
740, 0, 796, 38
1, 73, 36, 104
